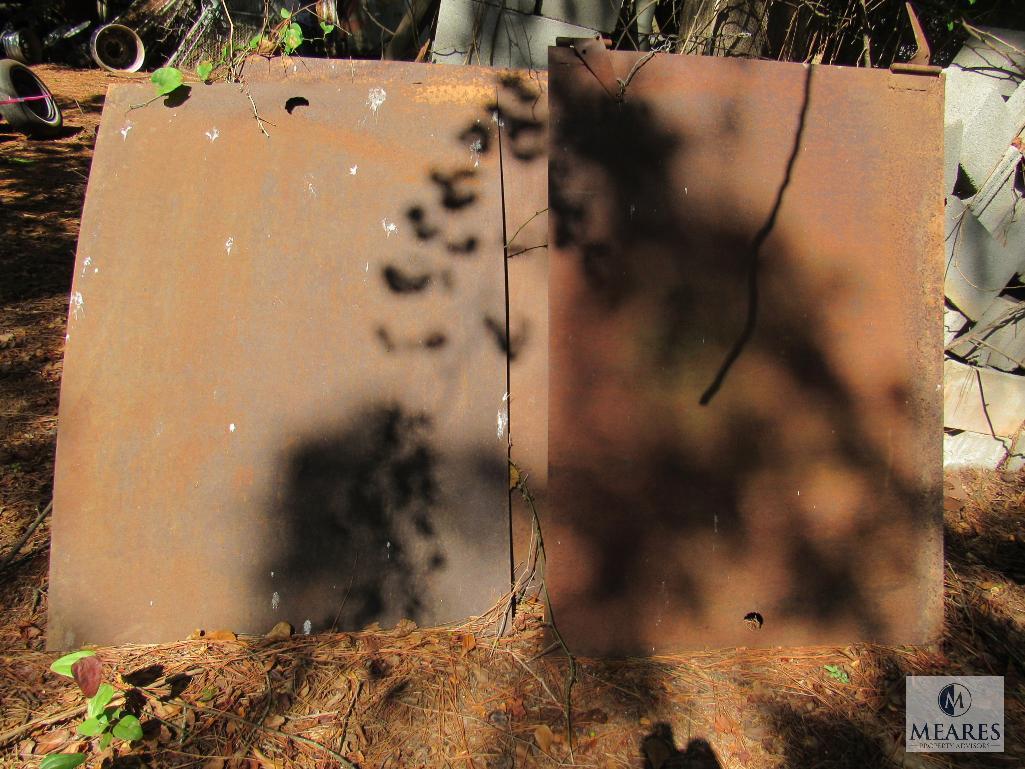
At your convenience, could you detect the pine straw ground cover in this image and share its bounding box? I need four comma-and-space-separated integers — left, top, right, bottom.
0, 469, 1023, 769
1, 67, 1024, 769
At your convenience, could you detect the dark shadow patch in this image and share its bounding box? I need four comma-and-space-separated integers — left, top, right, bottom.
376, 325, 396, 352
163, 86, 192, 108
122, 665, 164, 687
459, 123, 491, 154
641, 723, 723, 769
285, 96, 310, 113
406, 205, 439, 240
267, 405, 440, 631
422, 332, 447, 349
430, 168, 477, 210
483, 315, 529, 361
446, 236, 478, 255
383, 265, 431, 294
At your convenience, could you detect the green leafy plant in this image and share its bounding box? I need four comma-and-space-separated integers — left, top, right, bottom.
43, 650, 144, 768
823, 664, 851, 684
195, 3, 343, 84
150, 67, 184, 97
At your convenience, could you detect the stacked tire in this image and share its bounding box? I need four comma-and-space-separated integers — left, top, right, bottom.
0, 59, 62, 138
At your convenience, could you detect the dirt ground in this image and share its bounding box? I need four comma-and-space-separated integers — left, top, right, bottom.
1, 66, 1024, 769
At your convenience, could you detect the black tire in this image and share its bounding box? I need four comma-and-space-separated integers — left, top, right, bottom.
0, 59, 63, 138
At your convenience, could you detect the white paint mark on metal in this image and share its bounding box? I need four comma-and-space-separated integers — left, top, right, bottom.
229, 423, 236, 433
367, 87, 386, 113
497, 391, 510, 439
381, 218, 397, 237
350, 165, 358, 175
470, 137, 482, 167
206, 127, 219, 142
225, 236, 234, 255
120, 123, 132, 140
70, 291, 84, 320
303, 619, 312, 635
271, 592, 280, 610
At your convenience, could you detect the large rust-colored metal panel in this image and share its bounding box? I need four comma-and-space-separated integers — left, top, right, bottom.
546, 50, 944, 653
49, 62, 513, 647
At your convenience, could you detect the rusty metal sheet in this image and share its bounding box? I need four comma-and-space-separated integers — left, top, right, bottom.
49, 62, 513, 647
498, 71, 551, 575
546, 49, 945, 653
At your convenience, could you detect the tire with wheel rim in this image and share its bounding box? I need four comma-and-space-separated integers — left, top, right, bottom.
0, 59, 63, 137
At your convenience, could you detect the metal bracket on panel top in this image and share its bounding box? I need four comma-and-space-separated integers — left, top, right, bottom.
890, 2, 942, 76
555, 36, 619, 101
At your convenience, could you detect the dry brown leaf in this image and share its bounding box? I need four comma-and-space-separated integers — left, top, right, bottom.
202, 760, 225, 769
509, 697, 526, 719
534, 724, 554, 754
393, 618, 417, 637
206, 629, 238, 641
514, 742, 529, 764
187, 628, 237, 641
71, 655, 102, 698
509, 463, 521, 489
460, 632, 477, 654
264, 621, 293, 642
34, 729, 70, 755
264, 714, 286, 729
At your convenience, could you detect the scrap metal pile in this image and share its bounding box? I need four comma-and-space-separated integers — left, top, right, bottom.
0, 1, 404, 72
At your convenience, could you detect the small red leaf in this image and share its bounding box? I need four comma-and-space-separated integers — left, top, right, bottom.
71, 656, 102, 698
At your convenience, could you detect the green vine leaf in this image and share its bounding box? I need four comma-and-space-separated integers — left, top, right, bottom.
49, 650, 96, 678
248, 34, 264, 51
151, 67, 184, 97
87, 683, 115, 719
196, 60, 214, 81
112, 714, 143, 742
76, 718, 105, 737
99, 732, 113, 750
40, 755, 87, 769
320, 21, 334, 35
280, 7, 291, 18
823, 664, 850, 684
283, 23, 303, 54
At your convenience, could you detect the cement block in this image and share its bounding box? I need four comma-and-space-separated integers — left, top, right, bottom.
944, 358, 1025, 437
540, 0, 623, 33
944, 196, 1023, 319
944, 119, 963, 195
949, 296, 1025, 371
943, 429, 1009, 469
971, 158, 1023, 238
951, 26, 1025, 100
957, 86, 1018, 188
945, 67, 1006, 133
945, 303, 969, 346
433, 0, 597, 68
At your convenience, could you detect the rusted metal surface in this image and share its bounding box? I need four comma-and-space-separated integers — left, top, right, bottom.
499, 71, 550, 574
546, 50, 945, 653
49, 61, 514, 647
